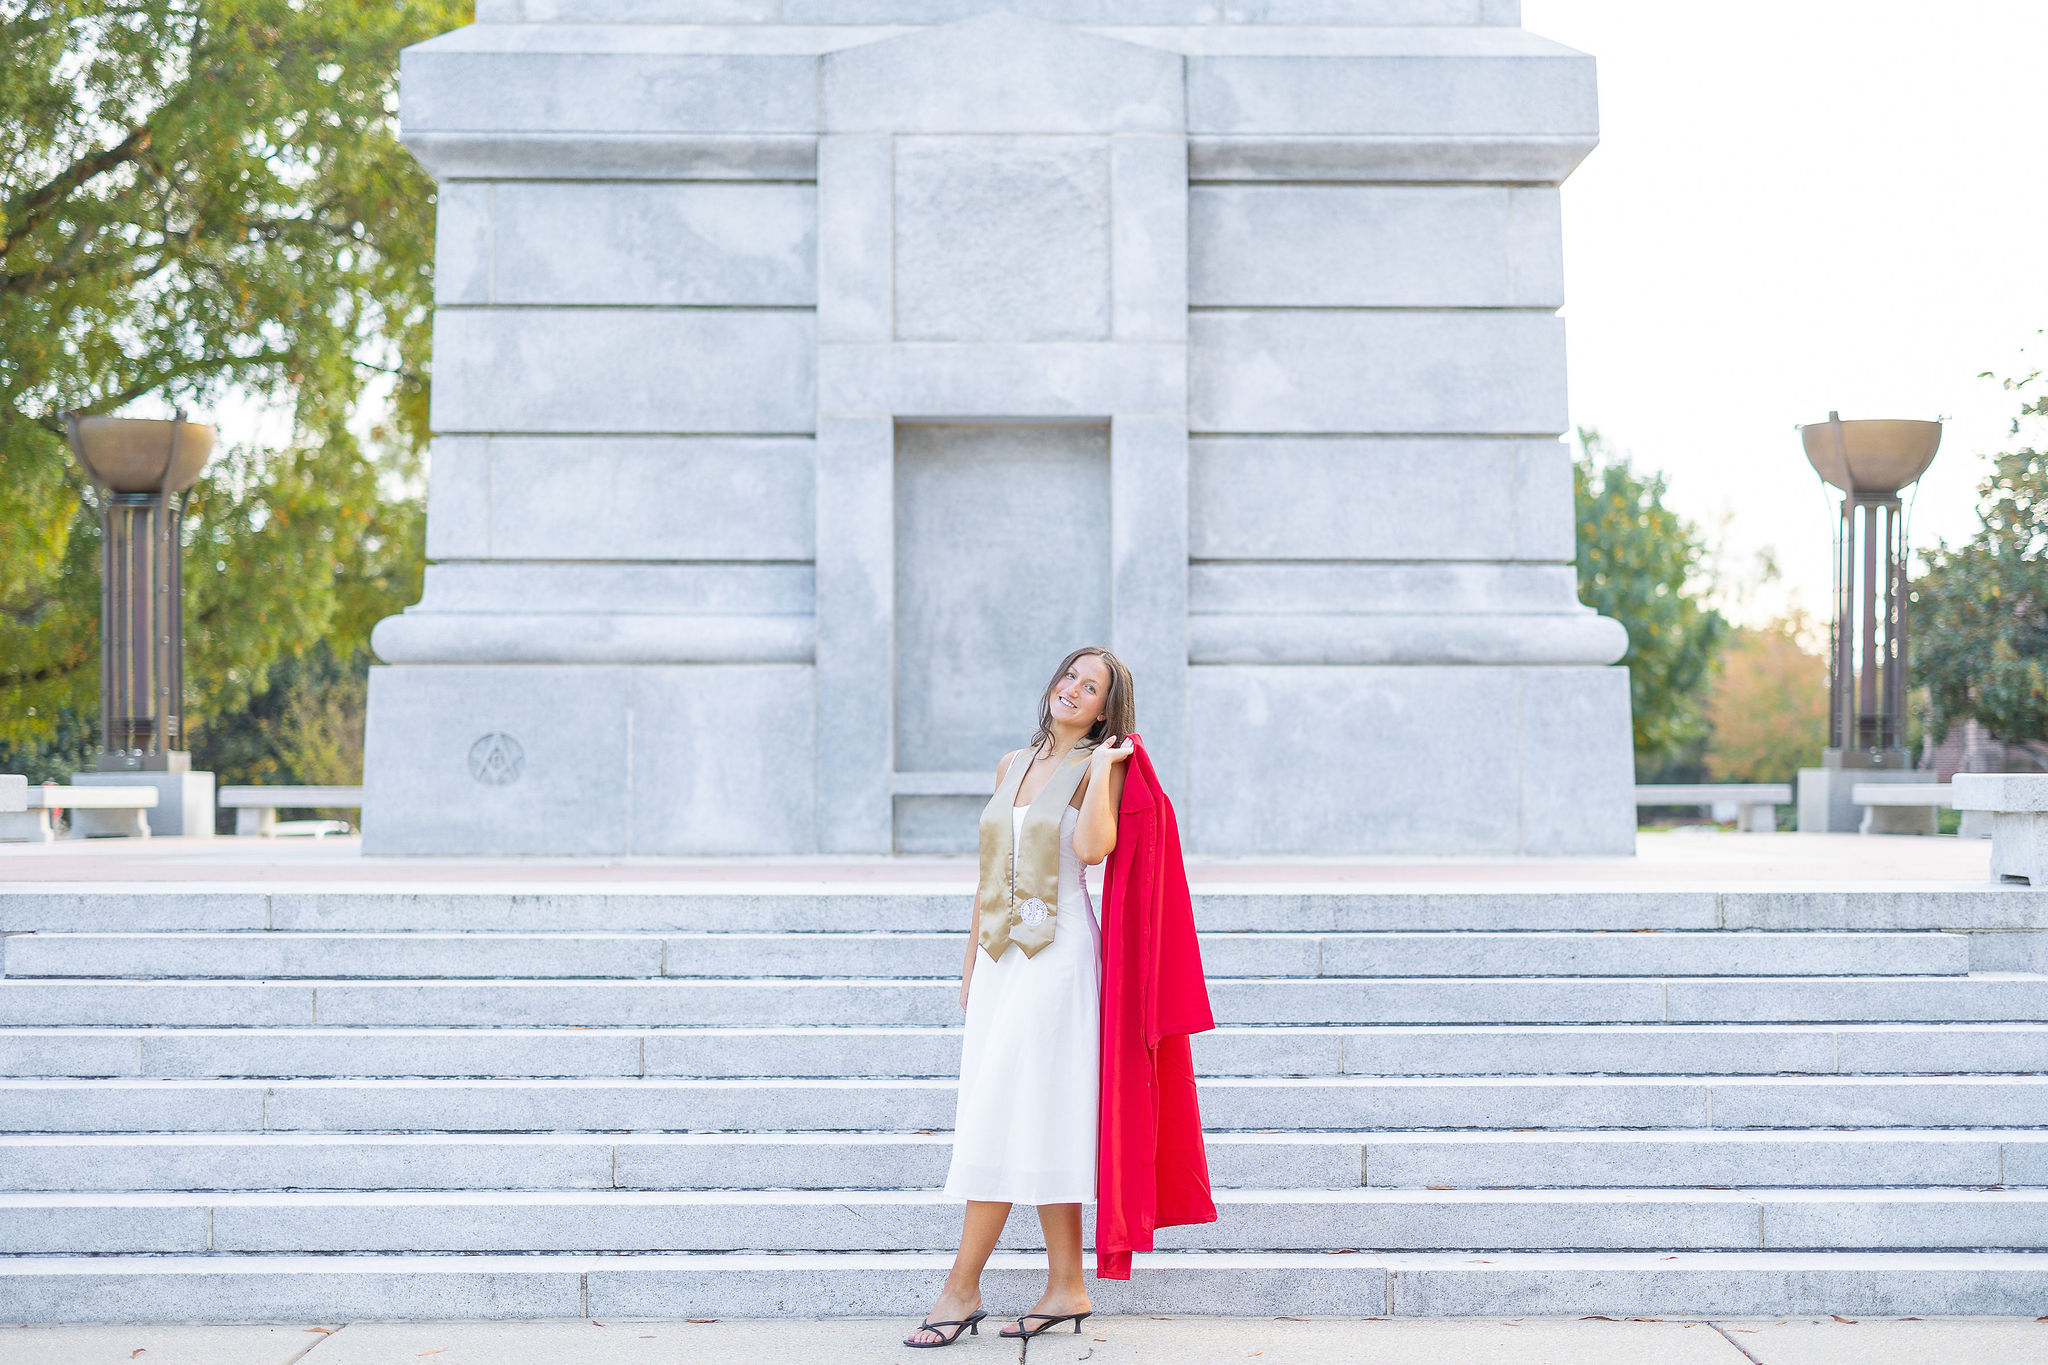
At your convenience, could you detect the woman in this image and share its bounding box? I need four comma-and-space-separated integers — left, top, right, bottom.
904, 646, 1136, 1349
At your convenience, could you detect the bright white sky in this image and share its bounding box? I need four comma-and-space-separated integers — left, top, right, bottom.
1522, 0, 2048, 627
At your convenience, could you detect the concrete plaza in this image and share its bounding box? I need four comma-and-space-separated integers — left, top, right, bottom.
3, 1314, 2044, 1365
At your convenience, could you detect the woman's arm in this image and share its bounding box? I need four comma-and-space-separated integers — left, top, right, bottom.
961, 748, 1021, 1009
1072, 736, 1133, 866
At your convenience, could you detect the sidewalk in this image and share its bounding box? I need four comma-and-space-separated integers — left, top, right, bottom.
3, 1315, 2043, 1364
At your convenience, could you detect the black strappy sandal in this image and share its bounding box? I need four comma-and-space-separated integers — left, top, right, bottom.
904, 1308, 987, 1348
1000, 1310, 1092, 1339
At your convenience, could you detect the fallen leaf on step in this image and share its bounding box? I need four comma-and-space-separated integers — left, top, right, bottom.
1427, 1185, 1455, 1190
1897, 1317, 1923, 1322
417, 1352, 446, 1358
1831, 1315, 1858, 1324
1729, 1328, 1759, 1334
1632, 1318, 1662, 1322
1325, 1249, 1358, 1254
305, 1328, 336, 1334
590, 1321, 604, 1327
687, 1318, 718, 1324
1466, 1259, 1493, 1264
130, 1352, 144, 1360
1274, 1316, 1307, 1321
1579, 1316, 1620, 1322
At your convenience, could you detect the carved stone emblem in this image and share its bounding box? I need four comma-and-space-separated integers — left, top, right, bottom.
468, 732, 524, 786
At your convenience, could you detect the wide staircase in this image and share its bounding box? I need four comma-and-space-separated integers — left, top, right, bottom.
0, 879, 2045, 1320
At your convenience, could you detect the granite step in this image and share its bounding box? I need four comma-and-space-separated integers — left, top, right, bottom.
3, 974, 2047, 1028
3, 1074, 2044, 1134
6, 1187, 2048, 1256
7, 887, 2046, 936
0, 930, 1975, 980
5, 1022, 2046, 1080
5, 1249, 2041, 1321
0, 1128, 2040, 1193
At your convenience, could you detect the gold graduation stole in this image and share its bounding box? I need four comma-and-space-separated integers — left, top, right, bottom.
975, 740, 1095, 961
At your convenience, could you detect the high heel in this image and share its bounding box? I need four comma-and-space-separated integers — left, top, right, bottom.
1000, 1310, 1091, 1339
904, 1308, 987, 1348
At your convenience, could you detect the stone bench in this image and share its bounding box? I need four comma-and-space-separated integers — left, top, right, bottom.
217, 786, 363, 837
1635, 783, 1793, 832
1952, 774, 2048, 883
0, 782, 159, 842
1850, 782, 1962, 837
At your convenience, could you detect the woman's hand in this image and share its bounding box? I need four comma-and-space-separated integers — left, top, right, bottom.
1093, 735, 1136, 769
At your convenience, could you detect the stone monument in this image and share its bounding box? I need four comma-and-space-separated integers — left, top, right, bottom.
364, 0, 1634, 858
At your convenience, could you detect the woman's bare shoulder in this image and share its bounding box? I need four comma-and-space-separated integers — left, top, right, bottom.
995, 747, 1024, 782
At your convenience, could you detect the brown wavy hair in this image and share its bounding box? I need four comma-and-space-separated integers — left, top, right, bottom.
1027, 646, 1136, 757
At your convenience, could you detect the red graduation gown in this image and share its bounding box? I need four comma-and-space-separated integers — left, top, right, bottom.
1095, 733, 1216, 1280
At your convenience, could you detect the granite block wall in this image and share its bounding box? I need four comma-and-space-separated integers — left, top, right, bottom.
364, 2, 1632, 856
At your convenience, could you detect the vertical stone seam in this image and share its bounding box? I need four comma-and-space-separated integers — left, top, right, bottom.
486, 182, 497, 306
1513, 668, 1526, 852
1703, 1083, 1712, 1130
1755, 1198, 1766, 1249
1504, 187, 1520, 306
623, 677, 635, 857
886, 136, 898, 340
1832, 1029, 1840, 1075
483, 436, 494, 558
579, 1272, 588, 1317
205, 1204, 213, 1251
265, 893, 274, 932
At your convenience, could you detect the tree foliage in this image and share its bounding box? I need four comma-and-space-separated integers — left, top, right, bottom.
1704, 614, 1828, 784
1913, 374, 2048, 746
0, 0, 457, 750
1574, 429, 1729, 777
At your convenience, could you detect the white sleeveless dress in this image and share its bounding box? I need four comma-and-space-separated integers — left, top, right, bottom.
943, 802, 1101, 1205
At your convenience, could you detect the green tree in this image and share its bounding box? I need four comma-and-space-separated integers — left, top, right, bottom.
1912, 373, 2048, 748
1, 0, 457, 751
1704, 612, 1828, 784
1574, 429, 1729, 778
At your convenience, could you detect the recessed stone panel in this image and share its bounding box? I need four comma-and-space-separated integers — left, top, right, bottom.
488, 183, 814, 306
433, 183, 493, 306
431, 310, 816, 435
485, 437, 814, 561
417, 563, 812, 617
401, 50, 817, 134
1187, 664, 1521, 854
1189, 562, 1583, 615
1190, 311, 1567, 435
1190, 437, 1520, 561
362, 665, 632, 857
1186, 48, 1597, 137
894, 423, 1111, 777
820, 14, 1184, 135
1190, 186, 1562, 308
628, 665, 816, 854
893, 137, 1111, 342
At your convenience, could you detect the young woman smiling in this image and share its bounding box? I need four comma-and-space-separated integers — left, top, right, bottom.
903, 646, 1136, 1349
